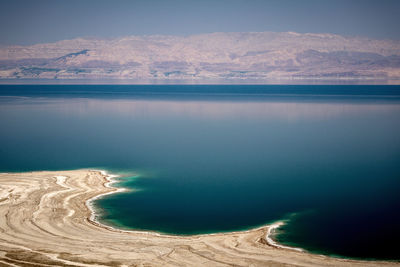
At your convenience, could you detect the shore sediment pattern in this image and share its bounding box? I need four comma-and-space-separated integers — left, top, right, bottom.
0, 170, 397, 266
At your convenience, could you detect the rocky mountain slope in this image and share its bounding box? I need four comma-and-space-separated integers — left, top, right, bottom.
1, 32, 400, 81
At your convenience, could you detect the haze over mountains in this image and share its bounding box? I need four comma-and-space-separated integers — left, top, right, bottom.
1, 31, 400, 82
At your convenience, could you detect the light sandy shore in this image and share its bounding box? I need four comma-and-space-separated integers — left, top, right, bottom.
0, 170, 398, 267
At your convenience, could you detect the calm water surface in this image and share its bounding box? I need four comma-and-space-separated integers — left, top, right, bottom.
0, 85, 399, 260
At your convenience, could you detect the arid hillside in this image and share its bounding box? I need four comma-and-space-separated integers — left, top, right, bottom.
1, 31, 400, 81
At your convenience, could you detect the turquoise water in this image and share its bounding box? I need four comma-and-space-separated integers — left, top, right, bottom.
0, 85, 399, 260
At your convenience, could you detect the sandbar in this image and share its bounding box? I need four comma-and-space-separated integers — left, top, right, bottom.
0, 170, 398, 266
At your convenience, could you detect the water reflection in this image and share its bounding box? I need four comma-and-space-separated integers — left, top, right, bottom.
2, 96, 400, 121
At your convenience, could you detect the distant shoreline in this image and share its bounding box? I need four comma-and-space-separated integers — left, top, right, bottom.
0, 169, 397, 266
1, 78, 399, 85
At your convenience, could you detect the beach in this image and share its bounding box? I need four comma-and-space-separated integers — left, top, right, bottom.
0, 170, 398, 267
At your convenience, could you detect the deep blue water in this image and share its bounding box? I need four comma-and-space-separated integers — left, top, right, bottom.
0, 85, 399, 260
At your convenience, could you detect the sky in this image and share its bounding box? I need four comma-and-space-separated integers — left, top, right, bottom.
0, 0, 399, 45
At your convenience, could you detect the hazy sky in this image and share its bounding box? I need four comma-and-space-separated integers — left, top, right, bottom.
1, 0, 399, 45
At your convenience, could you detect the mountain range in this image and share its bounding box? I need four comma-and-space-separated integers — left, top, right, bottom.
1, 31, 400, 82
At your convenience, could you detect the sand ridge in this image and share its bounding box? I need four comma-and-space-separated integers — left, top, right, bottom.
0, 170, 398, 266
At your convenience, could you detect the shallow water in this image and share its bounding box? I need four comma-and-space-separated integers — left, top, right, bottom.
0, 85, 399, 260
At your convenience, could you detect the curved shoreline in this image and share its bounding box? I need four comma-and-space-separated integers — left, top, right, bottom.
266, 222, 303, 252
85, 170, 125, 223
0, 169, 398, 266
86, 170, 306, 250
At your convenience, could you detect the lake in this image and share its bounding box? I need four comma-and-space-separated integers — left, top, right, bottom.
0, 84, 399, 260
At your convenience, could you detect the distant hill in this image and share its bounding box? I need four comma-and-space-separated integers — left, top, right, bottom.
1, 32, 400, 82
